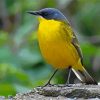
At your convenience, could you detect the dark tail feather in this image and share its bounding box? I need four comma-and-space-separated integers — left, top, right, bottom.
72, 67, 97, 85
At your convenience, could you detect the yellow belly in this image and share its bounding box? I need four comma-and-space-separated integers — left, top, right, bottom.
38, 41, 78, 69
38, 18, 79, 69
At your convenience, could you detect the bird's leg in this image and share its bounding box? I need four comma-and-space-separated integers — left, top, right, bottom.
66, 66, 72, 86
43, 69, 58, 87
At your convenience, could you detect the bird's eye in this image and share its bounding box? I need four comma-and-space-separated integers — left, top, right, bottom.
42, 12, 49, 16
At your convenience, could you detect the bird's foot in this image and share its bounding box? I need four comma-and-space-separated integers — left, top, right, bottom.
65, 83, 72, 87
41, 82, 54, 88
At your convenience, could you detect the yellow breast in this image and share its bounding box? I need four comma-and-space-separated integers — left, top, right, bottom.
38, 17, 79, 69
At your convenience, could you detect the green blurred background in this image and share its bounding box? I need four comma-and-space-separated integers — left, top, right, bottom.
0, 0, 100, 96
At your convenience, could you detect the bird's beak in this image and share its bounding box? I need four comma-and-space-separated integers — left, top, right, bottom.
27, 11, 41, 16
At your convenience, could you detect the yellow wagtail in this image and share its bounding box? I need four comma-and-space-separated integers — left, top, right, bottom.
28, 8, 97, 85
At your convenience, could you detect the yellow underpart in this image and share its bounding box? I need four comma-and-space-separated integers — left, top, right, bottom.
38, 17, 83, 70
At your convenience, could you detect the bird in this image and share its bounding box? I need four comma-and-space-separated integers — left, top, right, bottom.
27, 8, 97, 85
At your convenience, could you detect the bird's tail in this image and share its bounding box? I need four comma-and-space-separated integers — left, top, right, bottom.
72, 66, 97, 85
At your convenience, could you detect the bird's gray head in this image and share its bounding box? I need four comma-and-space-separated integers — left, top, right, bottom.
27, 8, 67, 21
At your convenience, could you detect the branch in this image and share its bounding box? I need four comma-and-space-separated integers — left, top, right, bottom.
1, 84, 100, 100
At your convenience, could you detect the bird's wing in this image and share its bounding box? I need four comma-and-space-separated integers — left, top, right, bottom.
62, 22, 83, 65
71, 31, 83, 65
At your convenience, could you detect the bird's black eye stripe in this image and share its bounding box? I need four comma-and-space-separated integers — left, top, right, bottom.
41, 11, 54, 17
42, 12, 49, 16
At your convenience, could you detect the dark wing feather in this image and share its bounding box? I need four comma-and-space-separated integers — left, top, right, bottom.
71, 32, 83, 65
62, 22, 83, 65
